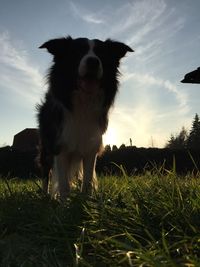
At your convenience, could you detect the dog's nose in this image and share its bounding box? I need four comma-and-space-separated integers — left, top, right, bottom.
78, 55, 103, 79
86, 57, 100, 70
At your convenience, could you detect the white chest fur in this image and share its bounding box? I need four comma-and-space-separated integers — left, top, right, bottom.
60, 88, 104, 156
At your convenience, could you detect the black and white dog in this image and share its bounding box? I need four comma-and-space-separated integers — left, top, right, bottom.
37, 36, 133, 198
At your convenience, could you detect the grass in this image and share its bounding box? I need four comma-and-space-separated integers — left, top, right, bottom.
0, 171, 200, 266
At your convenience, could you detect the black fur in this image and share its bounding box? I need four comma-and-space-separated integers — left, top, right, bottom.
37, 36, 133, 193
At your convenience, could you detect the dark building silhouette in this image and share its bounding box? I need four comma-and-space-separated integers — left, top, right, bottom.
181, 67, 200, 84
12, 128, 39, 152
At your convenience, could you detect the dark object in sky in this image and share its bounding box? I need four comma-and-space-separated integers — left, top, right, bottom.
181, 67, 200, 84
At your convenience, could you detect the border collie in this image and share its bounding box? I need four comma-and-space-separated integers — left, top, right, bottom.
37, 36, 133, 198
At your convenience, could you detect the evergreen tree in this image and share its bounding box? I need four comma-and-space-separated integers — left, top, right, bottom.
178, 127, 188, 149
104, 145, 111, 152
119, 144, 126, 150
165, 127, 188, 149
187, 114, 200, 149
112, 145, 118, 151
165, 134, 176, 149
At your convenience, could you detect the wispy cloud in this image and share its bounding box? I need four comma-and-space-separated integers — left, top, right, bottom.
97, 0, 189, 148
107, 0, 166, 38
102, 70, 191, 148
97, 0, 185, 66
122, 72, 189, 114
69, 2, 104, 24
0, 31, 43, 105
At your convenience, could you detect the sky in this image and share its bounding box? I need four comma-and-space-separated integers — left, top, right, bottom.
0, 0, 200, 148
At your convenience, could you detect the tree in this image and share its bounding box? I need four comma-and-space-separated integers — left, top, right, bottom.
165, 127, 188, 149
104, 145, 111, 152
187, 114, 200, 149
112, 145, 118, 151
119, 144, 126, 150
165, 134, 176, 149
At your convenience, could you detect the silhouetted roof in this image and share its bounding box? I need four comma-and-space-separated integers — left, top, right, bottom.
181, 67, 200, 84
13, 128, 39, 151
14, 128, 38, 137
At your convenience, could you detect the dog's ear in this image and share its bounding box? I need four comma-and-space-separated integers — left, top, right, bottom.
39, 36, 73, 55
105, 39, 134, 59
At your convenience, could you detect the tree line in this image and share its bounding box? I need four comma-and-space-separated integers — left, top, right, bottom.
1, 145, 200, 178
165, 113, 200, 150
1, 114, 200, 178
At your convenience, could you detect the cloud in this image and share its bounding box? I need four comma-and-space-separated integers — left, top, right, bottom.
0, 31, 43, 105
122, 72, 189, 114
100, 0, 185, 66
107, 0, 167, 38
102, 70, 191, 148
69, 2, 104, 24
66, 1, 190, 148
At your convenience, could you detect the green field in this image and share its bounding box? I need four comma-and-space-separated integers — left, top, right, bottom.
0, 171, 200, 266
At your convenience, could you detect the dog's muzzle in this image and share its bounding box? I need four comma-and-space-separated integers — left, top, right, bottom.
78, 55, 103, 80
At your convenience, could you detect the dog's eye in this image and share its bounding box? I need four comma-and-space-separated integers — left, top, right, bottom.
72, 42, 89, 58
94, 45, 106, 59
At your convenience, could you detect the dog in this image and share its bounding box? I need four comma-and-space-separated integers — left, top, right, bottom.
37, 36, 133, 198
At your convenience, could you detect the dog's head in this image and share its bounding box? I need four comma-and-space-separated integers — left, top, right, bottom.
39, 36, 133, 93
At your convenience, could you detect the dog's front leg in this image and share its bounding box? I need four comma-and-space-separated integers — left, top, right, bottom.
82, 153, 98, 194
51, 152, 71, 199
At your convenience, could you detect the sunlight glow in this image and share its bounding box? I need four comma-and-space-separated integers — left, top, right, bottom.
103, 127, 118, 146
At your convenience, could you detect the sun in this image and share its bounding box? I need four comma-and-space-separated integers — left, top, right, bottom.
103, 127, 118, 146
